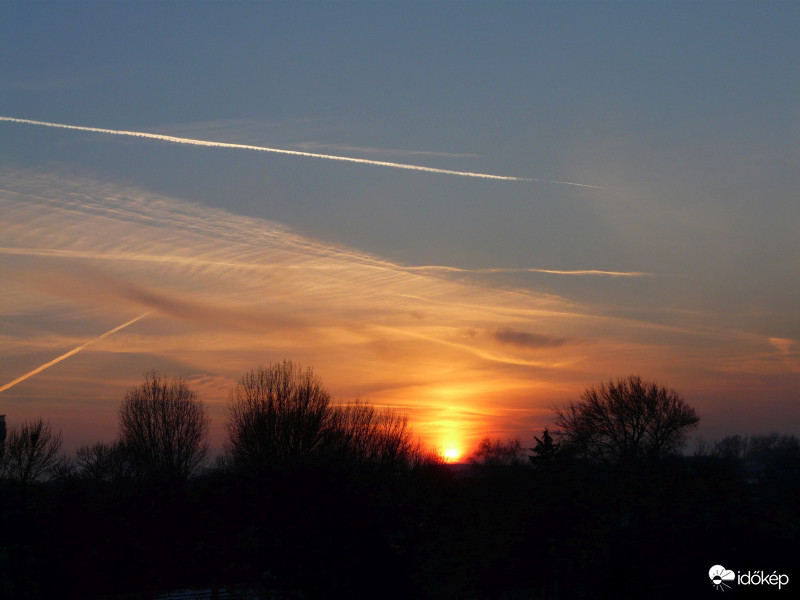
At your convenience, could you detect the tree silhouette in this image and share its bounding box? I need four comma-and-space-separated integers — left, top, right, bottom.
326, 400, 419, 468
553, 375, 699, 464
468, 437, 525, 466
226, 361, 331, 471
529, 427, 560, 465
712, 434, 749, 460
119, 371, 209, 480
75, 441, 133, 482
0, 417, 63, 483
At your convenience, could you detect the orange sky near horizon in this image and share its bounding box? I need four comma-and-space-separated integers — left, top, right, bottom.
2, 170, 798, 457
3, 3, 800, 464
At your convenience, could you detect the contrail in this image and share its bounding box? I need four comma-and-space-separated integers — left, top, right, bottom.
406, 265, 651, 277
0, 247, 650, 277
0, 311, 153, 394
0, 116, 601, 187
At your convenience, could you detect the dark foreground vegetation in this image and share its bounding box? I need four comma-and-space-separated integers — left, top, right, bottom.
1, 369, 797, 599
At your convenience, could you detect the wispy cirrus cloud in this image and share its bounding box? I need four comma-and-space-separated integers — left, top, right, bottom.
0, 247, 650, 279
494, 328, 569, 349
2, 168, 793, 452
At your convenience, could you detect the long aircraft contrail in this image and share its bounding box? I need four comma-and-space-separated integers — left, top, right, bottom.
0, 311, 153, 394
0, 116, 601, 188
0, 247, 651, 277
404, 265, 651, 277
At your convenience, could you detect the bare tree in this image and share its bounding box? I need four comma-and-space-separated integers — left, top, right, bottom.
226, 361, 331, 470
712, 434, 749, 460
326, 400, 418, 468
469, 437, 526, 466
553, 375, 699, 464
119, 371, 209, 480
0, 418, 63, 484
746, 433, 800, 462
75, 441, 133, 482
369, 407, 416, 468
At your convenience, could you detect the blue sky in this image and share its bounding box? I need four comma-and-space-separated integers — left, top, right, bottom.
2, 1, 799, 454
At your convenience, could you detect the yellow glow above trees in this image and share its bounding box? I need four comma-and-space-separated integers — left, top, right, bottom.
442, 447, 461, 463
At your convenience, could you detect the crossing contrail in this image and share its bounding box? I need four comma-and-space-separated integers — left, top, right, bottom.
0, 311, 153, 394
0, 116, 602, 187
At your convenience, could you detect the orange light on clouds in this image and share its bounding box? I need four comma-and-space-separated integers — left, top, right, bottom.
2, 171, 799, 453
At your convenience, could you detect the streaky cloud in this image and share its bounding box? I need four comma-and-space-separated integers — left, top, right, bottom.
0, 311, 152, 394
0, 246, 649, 279
494, 328, 568, 349
4, 170, 793, 453
0, 116, 601, 187
405, 265, 652, 277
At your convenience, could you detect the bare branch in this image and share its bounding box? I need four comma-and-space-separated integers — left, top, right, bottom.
119, 371, 209, 480
0, 418, 64, 484
553, 375, 699, 464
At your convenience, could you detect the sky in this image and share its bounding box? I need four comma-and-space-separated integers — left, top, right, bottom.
1, 1, 799, 458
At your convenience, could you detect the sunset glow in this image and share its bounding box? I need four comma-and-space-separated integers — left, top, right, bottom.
0, 170, 798, 453
2, 5, 798, 599
441, 447, 462, 463
1, 2, 798, 457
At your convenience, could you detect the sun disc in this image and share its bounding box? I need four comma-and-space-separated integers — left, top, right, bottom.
442, 447, 461, 462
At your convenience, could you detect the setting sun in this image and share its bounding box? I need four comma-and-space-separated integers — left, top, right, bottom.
442, 447, 461, 463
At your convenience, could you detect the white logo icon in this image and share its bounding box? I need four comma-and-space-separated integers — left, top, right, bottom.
709, 565, 735, 591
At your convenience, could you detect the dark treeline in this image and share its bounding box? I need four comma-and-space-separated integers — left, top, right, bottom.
0, 369, 797, 599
